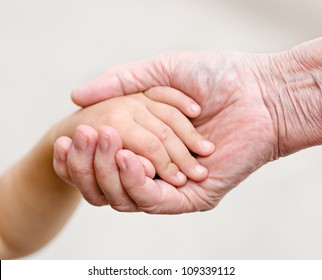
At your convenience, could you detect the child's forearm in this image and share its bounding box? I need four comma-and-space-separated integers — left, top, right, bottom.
0, 127, 80, 259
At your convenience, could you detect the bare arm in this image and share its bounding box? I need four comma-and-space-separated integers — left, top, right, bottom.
0, 128, 80, 259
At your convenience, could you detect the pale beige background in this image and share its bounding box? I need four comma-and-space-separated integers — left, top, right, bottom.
0, 0, 321, 259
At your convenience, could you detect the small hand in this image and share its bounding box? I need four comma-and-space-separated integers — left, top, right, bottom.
54, 88, 215, 208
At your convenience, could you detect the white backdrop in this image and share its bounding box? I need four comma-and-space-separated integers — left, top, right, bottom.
1, 0, 321, 259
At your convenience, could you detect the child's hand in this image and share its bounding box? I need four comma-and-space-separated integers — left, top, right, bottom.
53, 87, 215, 206
54, 126, 156, 209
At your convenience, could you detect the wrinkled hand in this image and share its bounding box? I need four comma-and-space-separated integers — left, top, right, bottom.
64, 50, 280, 214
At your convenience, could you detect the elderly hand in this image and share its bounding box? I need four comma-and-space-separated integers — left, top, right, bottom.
56, 38, 322, 213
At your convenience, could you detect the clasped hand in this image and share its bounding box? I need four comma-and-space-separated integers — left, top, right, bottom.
53, 39, 322, 214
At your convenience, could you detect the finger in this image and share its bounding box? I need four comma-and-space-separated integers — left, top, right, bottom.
146, 101, 215, 157
137, 155, 156, 179
71, 55, 171, 107
121, 120, 187, 186
94, 126, 138, 212
144, 86, 201, 118
53, 136, 73, 185
116, 150, 196, 214
135, 112, 208, 181
67, 125, 108, 206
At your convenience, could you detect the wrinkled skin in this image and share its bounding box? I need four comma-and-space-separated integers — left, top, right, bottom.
68, 39, 321, 213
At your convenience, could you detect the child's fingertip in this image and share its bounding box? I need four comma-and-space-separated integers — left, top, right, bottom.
200, 139, 215, 153
176, 171, 187, 182
189, 103, 201, 116
194, 164, 208, 176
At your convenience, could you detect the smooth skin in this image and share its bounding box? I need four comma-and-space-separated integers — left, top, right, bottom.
54, 91, 215, 208
0, 130, 80, 259
59, 37, 322, 214
0, 91, 212, 259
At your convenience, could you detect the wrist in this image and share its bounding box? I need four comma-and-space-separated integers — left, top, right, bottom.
254, 38, 322, 157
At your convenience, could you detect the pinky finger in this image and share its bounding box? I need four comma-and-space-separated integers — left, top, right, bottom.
53, 136, 74, 186
144, 86, 201, 118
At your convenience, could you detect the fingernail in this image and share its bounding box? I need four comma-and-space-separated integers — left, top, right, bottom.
200, 139, 215, 151
190, 103, 201, 113
98, 135, 109, 151
118, 155, 127, 171
176, 171, 186, 182
194, 164, 207, 175
74, 131, 87, 151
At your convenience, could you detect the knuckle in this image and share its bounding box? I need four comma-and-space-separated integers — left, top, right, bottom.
159, 126, 174, 142
184, 127, 200, 142
168, 106, 187, 124
94, 161, 109, 176
93, 164, 105, 176
164, 162, 178, 173
144, 88, 154, 97
159, 50, 178, 62
144, 137, 162, 155
191, 129, 201, 139
67, 160, 91, 177
165, 105, 180, 118
144, 87, 162, 99
181, 151, 195, 165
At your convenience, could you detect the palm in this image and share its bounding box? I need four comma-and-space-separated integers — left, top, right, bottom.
165, 52, 277, 210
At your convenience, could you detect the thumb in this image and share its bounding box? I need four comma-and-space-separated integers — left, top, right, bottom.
71, 54, 172, 107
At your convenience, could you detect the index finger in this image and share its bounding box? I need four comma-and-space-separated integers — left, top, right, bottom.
144, 86, 201, 118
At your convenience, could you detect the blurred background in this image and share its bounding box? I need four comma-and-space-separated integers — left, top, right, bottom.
0, 0, 321, 259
